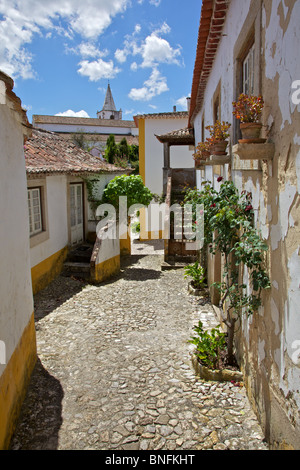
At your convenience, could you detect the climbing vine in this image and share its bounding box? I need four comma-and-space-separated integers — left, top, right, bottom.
184, 179, 270, 365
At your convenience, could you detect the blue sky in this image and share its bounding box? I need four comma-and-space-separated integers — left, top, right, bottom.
0, 0, 202, 122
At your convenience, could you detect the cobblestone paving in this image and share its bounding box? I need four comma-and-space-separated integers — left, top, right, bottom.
10, 248, 268, 450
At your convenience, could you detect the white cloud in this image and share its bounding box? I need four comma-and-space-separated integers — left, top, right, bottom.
128, 67, 168, 101
55, 109, 90, 118
114, 24, 141, 64
78, 58, 120, 81
0, 0, 130, 79
130, 62, 138, 72
114, 21, 182, 73
176, 96, 189, 110
78, 42, 108, 59
141, 32, 181, 68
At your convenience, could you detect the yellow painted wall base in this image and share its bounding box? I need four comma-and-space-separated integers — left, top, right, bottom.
94, 254, 120, 283
140, 230, 164, 241
120, 236, 131, 256
31, 246, 68, 295
0, 313, 37, 449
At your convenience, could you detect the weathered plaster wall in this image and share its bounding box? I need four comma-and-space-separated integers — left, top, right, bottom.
0, 88, 36, 448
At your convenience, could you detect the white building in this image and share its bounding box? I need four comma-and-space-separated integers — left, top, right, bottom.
188, 0, 300, 449
32, 84, 138, 157
0, 71, 36, 449
25, 128, 126, 294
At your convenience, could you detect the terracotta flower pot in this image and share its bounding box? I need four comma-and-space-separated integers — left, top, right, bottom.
239, 123, 265, 143
211, 140, 228, 155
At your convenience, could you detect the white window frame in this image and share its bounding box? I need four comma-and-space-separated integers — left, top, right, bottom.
242, 42, 255, 95
28, 187, 43, 236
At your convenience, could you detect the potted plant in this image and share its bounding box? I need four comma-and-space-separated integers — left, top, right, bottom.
206, 120, 231, 155
184, 261, 207, 295
193, 141, 211, 166
232, 94, 265, 142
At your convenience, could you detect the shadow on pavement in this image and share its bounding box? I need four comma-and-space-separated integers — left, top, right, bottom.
10, 358, 64, 450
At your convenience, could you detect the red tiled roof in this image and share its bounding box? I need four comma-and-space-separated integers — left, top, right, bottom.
155, 127, 195, 146
188, 0, 230, 127
25, 128, 126, 176
133, 111, 188, 126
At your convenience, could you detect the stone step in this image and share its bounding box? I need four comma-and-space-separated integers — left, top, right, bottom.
67, 244, 94, 263
62, 261, 91, 280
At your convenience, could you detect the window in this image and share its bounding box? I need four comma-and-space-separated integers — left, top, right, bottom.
28, 187, 42, 236
242, 42, 255, 95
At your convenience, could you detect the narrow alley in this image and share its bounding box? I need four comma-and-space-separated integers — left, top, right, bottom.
10, 242, 268, 451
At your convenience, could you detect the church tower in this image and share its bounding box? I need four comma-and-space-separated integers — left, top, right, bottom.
97, 83, 122, 120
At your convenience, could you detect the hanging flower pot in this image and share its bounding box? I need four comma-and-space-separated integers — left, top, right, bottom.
239, 123, 266, 143
233, 94, 266, 143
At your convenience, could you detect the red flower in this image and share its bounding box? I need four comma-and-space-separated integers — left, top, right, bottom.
210, 203, 216, 208
217, 176, 223, 182
245, 204, 253, 211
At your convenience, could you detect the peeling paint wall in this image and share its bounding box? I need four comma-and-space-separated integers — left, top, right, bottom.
193, 0, 300, 449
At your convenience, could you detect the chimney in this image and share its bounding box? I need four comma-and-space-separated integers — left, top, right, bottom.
186, 97, 191, 112
173, 106, 176, 112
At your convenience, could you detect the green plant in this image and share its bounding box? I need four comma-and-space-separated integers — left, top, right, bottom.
189, 321, 226, 370
206, 120, 231, 142
131, 221, 140, 234
104, 134, 118, 164
184, 262, 206, 289
232, 94, 264, 123
193, 141, 211, 163
184, 180, 270, 365
102, 175, 153, 211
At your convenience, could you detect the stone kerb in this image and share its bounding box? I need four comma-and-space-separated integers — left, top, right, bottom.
90, 221, 120, 283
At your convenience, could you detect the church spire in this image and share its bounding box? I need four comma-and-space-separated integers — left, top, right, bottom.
103, 83, 117, 112
97, 83, 122, 120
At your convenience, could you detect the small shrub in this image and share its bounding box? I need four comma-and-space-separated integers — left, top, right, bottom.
189, 321, 226, 370
184, 262, 206, 289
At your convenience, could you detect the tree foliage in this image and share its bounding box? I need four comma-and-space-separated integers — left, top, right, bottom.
102, 175, 153, 210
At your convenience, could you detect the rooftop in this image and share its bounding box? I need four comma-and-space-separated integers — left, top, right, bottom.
25, 128, 126, 176
32, 115, 136, 128
155, 127, 195, 146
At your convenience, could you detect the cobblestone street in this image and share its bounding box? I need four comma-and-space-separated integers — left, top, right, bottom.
10, 242, 268, 451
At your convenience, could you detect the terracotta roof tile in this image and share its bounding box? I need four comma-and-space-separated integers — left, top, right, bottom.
155, 127, 195, 145
25, 129, 126, 176
188, 0, 230, 126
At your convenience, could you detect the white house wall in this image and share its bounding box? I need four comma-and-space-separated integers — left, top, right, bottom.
30, 175, 68, 269
145, 118, 194, 196
0, 103, 34, 378
34, 122, 138, 137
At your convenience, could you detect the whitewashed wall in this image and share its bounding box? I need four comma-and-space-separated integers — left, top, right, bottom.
29, 175, 69, 268
0, 96, 34, 377
145, 117, 194, 196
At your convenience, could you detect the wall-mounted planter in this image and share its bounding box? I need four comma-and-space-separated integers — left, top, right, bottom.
195, 154, 231, 167
232, 142, 275, 161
